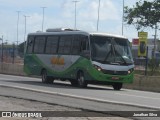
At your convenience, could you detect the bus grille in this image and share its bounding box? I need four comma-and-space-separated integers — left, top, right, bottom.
102, 70, 128, 75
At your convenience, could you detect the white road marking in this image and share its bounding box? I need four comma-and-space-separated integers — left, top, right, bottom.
116, 93, 160, 100
0, 74, 40, 80
0, 83, 160, 109
0, 78, 14, 80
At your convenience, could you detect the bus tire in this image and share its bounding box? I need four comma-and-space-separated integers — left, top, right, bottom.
77, 72, 87, 88
112, 83, 122, 90
70, 80, 78, 86
41, 70, 53, 84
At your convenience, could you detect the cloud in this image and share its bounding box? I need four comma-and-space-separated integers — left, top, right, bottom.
2, 0, 157, 44
59, 0, 120, 32
0, 0, 60, 8
61, 0, 119, 21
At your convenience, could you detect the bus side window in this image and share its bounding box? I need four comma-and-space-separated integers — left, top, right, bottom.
58, 36, 72, 54
80, 36, 89, 52
45, 36, 59, 54
80, 36, 90, 59
33, 36, 46, 54
27, 36, 34, 54
72, 36, 81, 55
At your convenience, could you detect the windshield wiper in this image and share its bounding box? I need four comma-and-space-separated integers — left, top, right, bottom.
114, 49, 127, 65
110, 39, 128, 65
103, 42, 127, 65
103, 44, 114, 63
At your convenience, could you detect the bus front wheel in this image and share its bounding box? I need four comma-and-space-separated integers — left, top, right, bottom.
77, 72, 87, 88
41, 70, 53, 84
70, 80, 78, 86
112, 83, 122, 90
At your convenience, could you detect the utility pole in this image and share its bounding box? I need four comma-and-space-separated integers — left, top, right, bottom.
122, 0, 124, 35
97, 0, 101, 31
16, 11, 21, 46
12, 43, 15, 64
153, 24, 158, 57
73, 1, 79, 30
24, 15, 30, 41
16, 11, 21, 57
0, 36, 3, 63
24, 15, 30, 55
41, 7, 46, 32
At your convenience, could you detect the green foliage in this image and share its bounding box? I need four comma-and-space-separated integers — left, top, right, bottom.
124, 0, 160, 30
148, 58, 160, 75
18, 42, 25, 58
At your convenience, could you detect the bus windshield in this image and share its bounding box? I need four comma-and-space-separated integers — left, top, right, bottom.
90, 35, 133, 65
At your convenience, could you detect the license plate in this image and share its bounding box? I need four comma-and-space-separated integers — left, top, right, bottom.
111, 77, 120, 80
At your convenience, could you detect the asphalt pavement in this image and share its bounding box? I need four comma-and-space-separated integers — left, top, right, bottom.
0, 74, 160, 120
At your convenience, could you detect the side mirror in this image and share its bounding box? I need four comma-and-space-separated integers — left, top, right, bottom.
81, 50, 90, 59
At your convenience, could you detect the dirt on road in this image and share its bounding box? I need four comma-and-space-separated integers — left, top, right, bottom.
0, 95, 131, 120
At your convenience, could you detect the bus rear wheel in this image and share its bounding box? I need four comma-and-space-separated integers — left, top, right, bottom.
77, 72, 87, 88
112, 83, 122, 90
41, 70, 53, 84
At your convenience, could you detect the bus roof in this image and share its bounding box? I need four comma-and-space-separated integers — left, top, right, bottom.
89, 32, 127, 39
28, 28, 127, 39
28, 30, 89, 36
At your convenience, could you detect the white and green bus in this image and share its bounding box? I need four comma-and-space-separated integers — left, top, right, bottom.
24, 28, 134, 90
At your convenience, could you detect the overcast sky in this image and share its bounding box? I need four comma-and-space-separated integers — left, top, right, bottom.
0, 0, 158, 44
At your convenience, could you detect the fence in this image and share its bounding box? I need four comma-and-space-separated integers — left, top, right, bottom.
0, 63, 160, 92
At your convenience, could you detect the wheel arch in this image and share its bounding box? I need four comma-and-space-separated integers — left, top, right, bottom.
41, 68, 46, 75
76, 69, 84, 79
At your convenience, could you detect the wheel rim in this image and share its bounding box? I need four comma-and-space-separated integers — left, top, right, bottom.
42, 71, 46, 82
78, 72, 85, 86
77, 72, 87, 87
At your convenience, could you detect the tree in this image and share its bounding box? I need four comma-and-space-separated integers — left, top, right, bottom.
148, 57, 159, 75
18, 42, 25, 58
124, 0, 160, 30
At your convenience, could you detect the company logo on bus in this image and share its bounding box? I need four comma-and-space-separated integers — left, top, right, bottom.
51, 57, 65, 65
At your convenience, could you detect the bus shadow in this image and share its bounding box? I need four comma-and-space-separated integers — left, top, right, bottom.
2, 79, 118, 91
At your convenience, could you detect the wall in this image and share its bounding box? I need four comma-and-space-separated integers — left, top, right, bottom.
0, 63, 25, 76
123, 75, 160, 92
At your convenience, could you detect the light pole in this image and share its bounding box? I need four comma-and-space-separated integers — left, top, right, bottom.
73, 1, 79, 30
24, 15, 30, 55
16, 11, 21, 58
97, 0, 101, 31
12, 42, 15, 64
122, 0, 124, 35
16, 11, 21, 46
0, 36, 3, 63
41, 7, 46, 32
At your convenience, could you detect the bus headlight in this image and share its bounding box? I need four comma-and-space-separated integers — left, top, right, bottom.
93, 64, 102, 71
128, 70, 131, 74
128, 68, 134, 74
